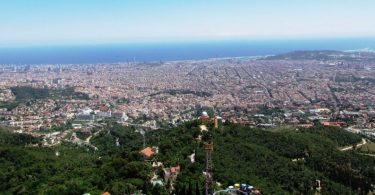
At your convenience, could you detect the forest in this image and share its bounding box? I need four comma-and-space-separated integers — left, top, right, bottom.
0, 121, 374, 194
150, 122, 374, 194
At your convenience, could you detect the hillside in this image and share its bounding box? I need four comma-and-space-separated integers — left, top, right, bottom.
0, 86, 90, 111
0, 125, 153, 195
150, 122, 374, 194
0, 122, 374, 194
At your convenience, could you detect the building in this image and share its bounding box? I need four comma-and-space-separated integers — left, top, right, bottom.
322, 121, 347, 127
140, 147, 156, 160
200, 111, 210, 124
163, 165, 181, 186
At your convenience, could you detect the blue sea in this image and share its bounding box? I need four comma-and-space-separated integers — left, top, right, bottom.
0, 38, 375, 65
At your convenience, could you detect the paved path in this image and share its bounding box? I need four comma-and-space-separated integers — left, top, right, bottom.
340, 138, 367, 151
358, 153, 375, 157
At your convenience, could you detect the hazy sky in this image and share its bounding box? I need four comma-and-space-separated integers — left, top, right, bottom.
0, 0, 374, 46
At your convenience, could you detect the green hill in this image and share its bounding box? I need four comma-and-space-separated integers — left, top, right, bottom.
0, 122, 374, 194
150, 122, 374, 194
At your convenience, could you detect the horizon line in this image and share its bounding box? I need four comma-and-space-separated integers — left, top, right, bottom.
2, 36, 375, 49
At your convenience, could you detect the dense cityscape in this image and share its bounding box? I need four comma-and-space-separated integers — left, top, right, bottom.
1, 51, 374, 137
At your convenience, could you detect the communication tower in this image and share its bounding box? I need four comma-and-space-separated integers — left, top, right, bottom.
204, 143, 214, 195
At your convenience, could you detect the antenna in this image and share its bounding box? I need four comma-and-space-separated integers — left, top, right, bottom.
204, 143, 214, 195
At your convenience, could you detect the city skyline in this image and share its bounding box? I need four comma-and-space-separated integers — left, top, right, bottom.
1, 0, 375, 46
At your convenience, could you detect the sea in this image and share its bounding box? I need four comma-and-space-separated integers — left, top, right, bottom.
0, 38, 375, 65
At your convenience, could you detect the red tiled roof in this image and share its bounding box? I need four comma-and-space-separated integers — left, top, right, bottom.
99, 105, 109, 112
140, 147, 155, 158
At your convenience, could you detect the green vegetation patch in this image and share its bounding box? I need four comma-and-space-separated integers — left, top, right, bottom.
10, 86, 89, 101
0, 86, 90, 111
0, 125, 154, 195
11, 86, 49, 100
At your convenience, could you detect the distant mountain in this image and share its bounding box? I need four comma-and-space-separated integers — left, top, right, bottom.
264, 50, 346, 60
263, 50, 375, 61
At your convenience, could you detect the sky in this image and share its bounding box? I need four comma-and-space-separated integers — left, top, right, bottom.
0, 0, 374, 46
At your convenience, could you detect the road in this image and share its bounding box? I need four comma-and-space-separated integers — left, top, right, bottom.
340, 138, 367, 151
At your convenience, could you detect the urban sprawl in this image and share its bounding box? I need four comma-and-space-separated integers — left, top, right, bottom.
0, 51, 375, 146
